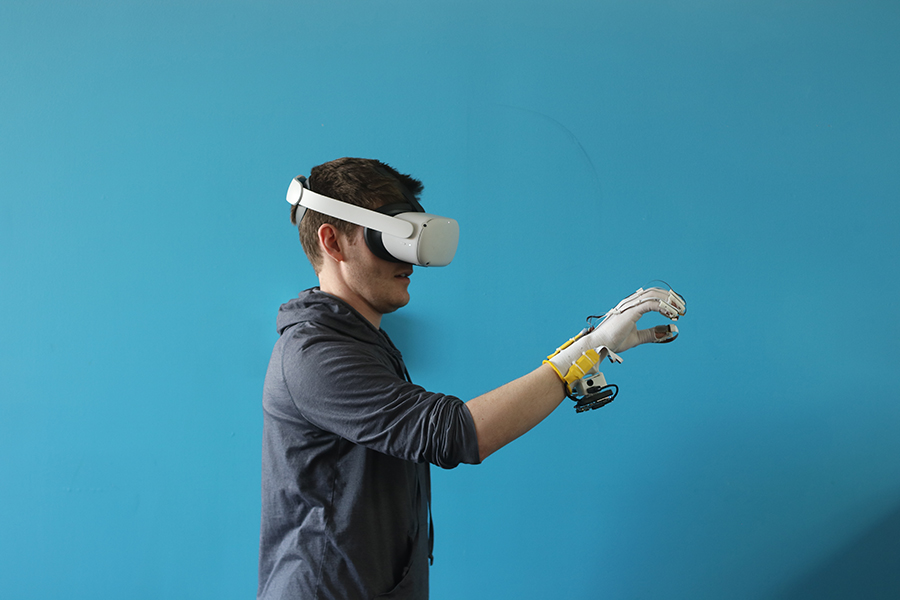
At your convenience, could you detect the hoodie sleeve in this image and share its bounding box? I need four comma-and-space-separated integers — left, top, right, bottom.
280, 323, 481, 468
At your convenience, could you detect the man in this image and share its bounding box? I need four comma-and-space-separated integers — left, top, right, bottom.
258, 157, 685, 599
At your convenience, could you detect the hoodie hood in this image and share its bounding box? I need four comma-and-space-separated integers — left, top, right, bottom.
276, 288, 395, 351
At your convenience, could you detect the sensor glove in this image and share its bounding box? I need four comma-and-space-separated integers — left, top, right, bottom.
545, 287, 686, 392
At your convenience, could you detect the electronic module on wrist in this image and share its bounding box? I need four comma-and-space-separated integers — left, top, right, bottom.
545, 327, 622, 414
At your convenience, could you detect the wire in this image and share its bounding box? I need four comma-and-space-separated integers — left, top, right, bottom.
572, 384, 619, 413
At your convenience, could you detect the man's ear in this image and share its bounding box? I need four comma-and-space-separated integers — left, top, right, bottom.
318, 223, 346, 264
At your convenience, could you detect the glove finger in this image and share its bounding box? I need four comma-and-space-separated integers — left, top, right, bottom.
652, 324, 679, 343
611, 288, 647, 313
642, 288, 685, 315
619, 288, 686, 320
634, 324, 679, 346
665, 289, 687, 316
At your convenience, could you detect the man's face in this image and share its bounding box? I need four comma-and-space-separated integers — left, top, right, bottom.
338, 226, 413, 318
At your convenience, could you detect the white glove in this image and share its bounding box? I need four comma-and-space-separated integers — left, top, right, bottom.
545, 287, 686, 391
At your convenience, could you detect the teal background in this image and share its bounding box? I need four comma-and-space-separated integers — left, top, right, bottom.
2, 1, 899, 598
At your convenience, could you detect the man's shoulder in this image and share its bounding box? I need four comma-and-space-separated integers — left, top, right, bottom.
277, 289, 375, 339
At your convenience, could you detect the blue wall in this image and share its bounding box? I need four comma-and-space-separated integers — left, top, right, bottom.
2, 1, 898, 598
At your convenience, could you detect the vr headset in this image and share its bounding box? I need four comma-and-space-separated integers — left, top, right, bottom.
286, 175, 459, 267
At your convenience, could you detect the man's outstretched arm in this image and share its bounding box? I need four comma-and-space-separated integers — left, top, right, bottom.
466, 363, 566, 462
465, 286, 687, 462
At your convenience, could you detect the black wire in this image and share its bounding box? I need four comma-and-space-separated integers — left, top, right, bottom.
572, 384, 619, 413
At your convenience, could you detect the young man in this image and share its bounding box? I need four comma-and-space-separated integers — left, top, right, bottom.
258, 157, 686, 599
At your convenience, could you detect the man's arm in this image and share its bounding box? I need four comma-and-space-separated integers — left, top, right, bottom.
464, 287, 688, 462
465, 363, 566, 462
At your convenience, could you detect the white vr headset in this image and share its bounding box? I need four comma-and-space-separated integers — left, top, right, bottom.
286, 176, 459, 267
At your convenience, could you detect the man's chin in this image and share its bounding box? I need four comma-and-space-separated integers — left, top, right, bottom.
380, 293, 410, 314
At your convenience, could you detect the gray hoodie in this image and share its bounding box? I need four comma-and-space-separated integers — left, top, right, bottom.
258, 289, 480, 599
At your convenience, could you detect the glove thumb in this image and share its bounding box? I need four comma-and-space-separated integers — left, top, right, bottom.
635, 324, 679, 346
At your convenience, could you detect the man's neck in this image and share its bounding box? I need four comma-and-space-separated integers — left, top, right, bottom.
318, 275, 382, 329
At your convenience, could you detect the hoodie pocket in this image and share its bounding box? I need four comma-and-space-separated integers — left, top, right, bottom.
373, 536, 428, 599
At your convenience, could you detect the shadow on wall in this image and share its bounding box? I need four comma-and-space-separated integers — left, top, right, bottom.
777, 503, 900, 600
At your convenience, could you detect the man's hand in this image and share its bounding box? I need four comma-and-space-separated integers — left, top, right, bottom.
589, 287, 686, 353
545, 287, 687, 389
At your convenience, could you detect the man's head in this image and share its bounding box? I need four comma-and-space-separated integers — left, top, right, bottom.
292, 157, 424, 273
